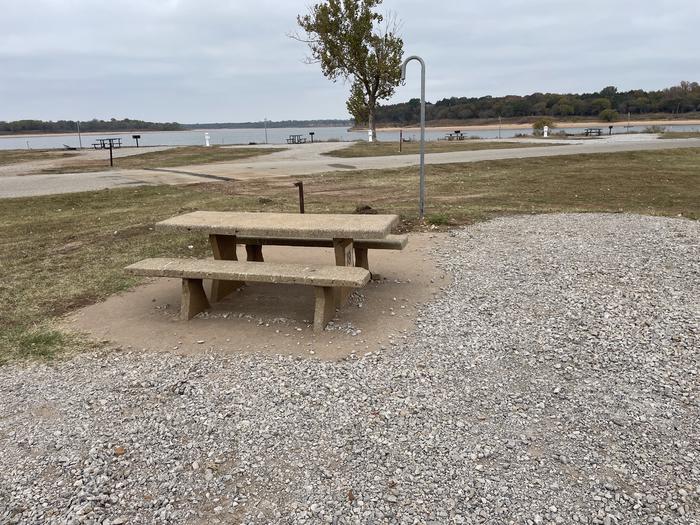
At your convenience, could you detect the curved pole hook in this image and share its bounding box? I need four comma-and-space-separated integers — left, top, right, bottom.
400, 55, 426, 220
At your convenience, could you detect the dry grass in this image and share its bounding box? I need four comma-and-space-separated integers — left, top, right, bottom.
38, 146, 284, 173
324, 140, 555, 158
1, 147, 698, 363
660, 131, 700, 139
0, 149, 79, 166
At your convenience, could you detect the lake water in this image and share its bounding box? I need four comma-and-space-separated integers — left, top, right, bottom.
1, 124, 698, 150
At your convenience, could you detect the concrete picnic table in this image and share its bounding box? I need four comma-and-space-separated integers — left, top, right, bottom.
286, 134, 307, 144
156, 211, 399, 303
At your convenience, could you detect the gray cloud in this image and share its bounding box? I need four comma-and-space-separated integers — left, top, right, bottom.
1, 0, 697, 122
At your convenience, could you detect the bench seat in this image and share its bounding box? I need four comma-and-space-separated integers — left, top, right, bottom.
125, 258, 370, 332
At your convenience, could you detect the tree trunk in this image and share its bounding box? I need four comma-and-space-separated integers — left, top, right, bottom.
367, 104, 377, 142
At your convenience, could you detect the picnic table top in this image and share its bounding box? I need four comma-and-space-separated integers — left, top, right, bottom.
156, 211, 399, 240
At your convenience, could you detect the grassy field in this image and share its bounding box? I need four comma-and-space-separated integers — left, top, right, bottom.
1, 147, 698, 364
660, 131, 700, 139
0, 149, 80, 166
324, 140, 554, 158
38, 146, 285, 173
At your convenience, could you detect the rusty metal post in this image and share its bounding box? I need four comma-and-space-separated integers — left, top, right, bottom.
294, 181, 305, 213
109, 142, 113, 167
399, 129, 403, 153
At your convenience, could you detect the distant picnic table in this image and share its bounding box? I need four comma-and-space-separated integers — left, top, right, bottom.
286, 134, 307, 144
92, 137, 122, 149
440, 130, 467, 141
584, 128, 603, 137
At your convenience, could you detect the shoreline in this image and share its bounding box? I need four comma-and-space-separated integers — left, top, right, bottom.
2, 119, 699, 141
0, 125, 350, 140
366, 119, 700, 132
0, 129, 184, 140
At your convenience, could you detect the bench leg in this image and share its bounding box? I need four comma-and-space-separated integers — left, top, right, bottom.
333, 238, 354, 307
354, 246, 369, 271
313, 286, 335, 333
181, 278, 210, 320
245, 244, 264, 262
209, 234, 243, 302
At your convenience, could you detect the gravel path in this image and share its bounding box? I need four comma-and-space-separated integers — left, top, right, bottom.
1, 213, 698, 524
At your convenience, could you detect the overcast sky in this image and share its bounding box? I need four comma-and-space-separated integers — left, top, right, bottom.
1, 0, 698, 123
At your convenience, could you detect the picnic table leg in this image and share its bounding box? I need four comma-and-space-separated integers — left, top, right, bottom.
209, 234, 243, 302
354, 246, 369, 271
333, 238, 354, 307
181, 278, 210, 320
313, 286, 335, 333
245, 244, 264, 262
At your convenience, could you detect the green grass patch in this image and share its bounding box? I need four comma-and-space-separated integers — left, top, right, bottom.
1, 147, 698, 364
324, 140, 555, 158
17, 328, 65, 358
0, 326, 67, 365
426, 213, 450, 226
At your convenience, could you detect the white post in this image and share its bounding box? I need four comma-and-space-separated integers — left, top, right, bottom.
367, 129, 374, 143
543, 125, 549, 138
204, 132, 211, 147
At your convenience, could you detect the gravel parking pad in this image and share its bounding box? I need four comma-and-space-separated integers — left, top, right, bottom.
1, 213, 698, 524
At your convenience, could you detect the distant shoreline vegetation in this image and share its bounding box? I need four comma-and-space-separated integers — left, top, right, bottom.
0, 118, 183, 135
185, 119, 353, 129
371, 82, 700, 126
0, 118, 353, 135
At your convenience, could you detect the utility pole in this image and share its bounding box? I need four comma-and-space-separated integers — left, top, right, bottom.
400, 55, 426, 221
77, 120, 83, 149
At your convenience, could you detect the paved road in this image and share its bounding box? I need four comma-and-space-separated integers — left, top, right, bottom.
2, 136, 699, 199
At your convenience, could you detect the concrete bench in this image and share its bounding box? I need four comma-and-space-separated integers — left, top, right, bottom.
125, 258, 370, 332
234, 234, 408, 271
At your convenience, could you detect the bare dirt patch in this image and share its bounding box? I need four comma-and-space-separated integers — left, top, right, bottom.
64, 233, 448, 360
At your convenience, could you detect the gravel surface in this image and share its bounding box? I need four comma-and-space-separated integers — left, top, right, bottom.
1, 213, 698, 524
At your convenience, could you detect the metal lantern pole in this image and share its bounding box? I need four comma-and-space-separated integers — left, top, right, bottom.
400, 55, 426, 220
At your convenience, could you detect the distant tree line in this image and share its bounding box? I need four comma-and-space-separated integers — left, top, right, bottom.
373, 81, 700, 125
0, 118, 183, 135
186, 119, 352, 129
